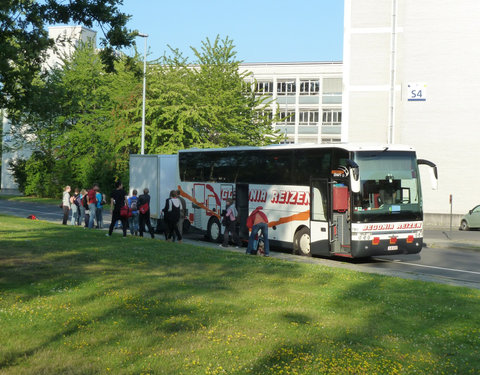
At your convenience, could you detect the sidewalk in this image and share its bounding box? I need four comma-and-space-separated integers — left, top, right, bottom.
423, 229, 480, 251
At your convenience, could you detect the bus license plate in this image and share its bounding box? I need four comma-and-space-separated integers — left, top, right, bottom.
388, 245, 398, 251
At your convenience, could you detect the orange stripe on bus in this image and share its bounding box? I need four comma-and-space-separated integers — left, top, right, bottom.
177, 185, 309, 227
268, 210, 310, 227
177, 185, 221, 219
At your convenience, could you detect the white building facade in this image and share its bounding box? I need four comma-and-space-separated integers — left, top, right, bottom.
241, 62, 343, 144
343, 0, 480, 222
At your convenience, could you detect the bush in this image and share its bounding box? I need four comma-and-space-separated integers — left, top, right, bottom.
8, 158, 28, 193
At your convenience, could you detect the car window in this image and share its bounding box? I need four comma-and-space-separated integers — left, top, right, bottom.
472, 206, 480, 213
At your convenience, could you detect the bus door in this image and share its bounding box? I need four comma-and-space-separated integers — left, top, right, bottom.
193, 183, 205, 228
235, 184, 250, 240
330, 184, 351, 255
310, 179, 330, 256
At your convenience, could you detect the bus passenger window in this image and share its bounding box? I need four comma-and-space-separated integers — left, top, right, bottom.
312, 187, 327, 221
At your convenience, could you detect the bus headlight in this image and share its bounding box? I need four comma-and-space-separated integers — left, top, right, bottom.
413, 229, 423, 238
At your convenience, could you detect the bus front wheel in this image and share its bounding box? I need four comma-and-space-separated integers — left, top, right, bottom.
294, 227, 311, 256
207, 217, 222, 242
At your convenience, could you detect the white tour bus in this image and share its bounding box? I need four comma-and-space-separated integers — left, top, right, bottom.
176, 144, 437, 258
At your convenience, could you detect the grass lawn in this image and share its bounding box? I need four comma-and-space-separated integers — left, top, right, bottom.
0, 195, 59, 206
0, 195, 112, 210
0, 215, 479, 374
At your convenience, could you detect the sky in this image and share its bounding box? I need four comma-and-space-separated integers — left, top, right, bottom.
115, 0, 345, 63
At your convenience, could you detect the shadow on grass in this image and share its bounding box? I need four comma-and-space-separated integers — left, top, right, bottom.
5, 216, 478, 373
0, 216, 315, 371
317, 276, 480, 372
238, 274, 480, 374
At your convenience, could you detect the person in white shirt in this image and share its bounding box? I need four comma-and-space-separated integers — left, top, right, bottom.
61, 185, 71, 225
220, 198, 239, 248
162, 190, 182, 242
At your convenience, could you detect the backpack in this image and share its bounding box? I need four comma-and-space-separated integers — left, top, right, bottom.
139, 202, 149, 214
169, 200, 180, 222
129, 197, 138, 211
82, 195, 88, 209
74, 195, 81, 207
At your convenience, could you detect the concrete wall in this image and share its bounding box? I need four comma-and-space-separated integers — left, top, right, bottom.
240, 62, 343, 144
343, 0, 480, 217
46, 26, 97, 68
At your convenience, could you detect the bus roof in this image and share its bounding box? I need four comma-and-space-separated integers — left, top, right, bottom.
178, 143, 416, 154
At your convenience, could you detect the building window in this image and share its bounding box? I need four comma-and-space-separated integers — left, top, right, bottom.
255, 81, 273, 95
321, 137, 341, 144
299, 110, 319, 125
322, 78, 342, 104
277, 80, 296, 95
255, 110, 273, 122
322, 109, 342, 125
300, 80, 320, 95
277, 110, 296, 125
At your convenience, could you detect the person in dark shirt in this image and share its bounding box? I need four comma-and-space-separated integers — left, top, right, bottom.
106, 181, 128, 237
138, 187, 155, 239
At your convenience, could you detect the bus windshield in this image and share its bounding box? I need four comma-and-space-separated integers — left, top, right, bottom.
352, 151, 422, 222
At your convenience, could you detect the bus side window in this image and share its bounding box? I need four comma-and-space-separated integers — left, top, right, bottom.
312, 187, 327, 221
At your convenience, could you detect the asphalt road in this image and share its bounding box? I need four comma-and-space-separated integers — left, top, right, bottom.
0, 199, 113, 225
1, 199, 479, 289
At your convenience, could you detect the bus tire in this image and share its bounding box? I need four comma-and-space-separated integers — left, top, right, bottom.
293, 227, 311, 256
460, 220, 470, 231
207, 217, 222, 242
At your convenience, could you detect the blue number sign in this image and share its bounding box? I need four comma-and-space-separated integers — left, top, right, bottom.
407, 83, 427, 101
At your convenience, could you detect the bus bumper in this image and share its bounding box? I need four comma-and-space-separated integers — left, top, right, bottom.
350, 238, 423, 258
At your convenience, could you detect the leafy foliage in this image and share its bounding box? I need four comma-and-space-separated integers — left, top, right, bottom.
0, 0, 135, 113
138, 36, 282, 154
8, 36, 281, 197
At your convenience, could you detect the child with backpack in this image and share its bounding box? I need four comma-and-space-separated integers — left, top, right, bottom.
128, 189, 139, 236
220, 198, 239, 248
70, 188, 80, 226
81, 189, 89, 227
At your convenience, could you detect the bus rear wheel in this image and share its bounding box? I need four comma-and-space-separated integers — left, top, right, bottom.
294, 227, 311, 256
207, 217, 221, 242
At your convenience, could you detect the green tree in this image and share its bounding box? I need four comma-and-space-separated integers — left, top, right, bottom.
114, 36, 282, 155
190, 36, 280, 147
6, 66, 70, 196
0, 0, 135, 115
8, 42, 140, 196
8, 36, 282, 197
52, 42, 140, 191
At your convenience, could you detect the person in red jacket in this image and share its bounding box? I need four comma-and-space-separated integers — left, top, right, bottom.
246, 206, 270, 256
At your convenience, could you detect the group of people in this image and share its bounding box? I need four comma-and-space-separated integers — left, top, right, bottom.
61, 184, 106, 228
62, 184, 269, 254
61, 183, 186, 241
105, 181, 155, 238
220, 198, 270, 257
162, 190, 186, 243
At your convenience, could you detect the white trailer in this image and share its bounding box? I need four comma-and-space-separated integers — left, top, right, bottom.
129, 154, 179, 222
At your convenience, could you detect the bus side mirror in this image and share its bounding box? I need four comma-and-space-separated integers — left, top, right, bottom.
417, 159, 438, 190
347, 159, 360, 193
350, 168, 360, 193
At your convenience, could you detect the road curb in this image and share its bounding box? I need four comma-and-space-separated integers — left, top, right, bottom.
424, 241, 480, 252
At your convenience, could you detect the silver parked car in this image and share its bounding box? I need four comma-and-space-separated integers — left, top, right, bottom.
460, 205, 480, 230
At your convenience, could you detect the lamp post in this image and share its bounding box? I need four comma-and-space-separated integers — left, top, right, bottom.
137, 33, 148, 154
